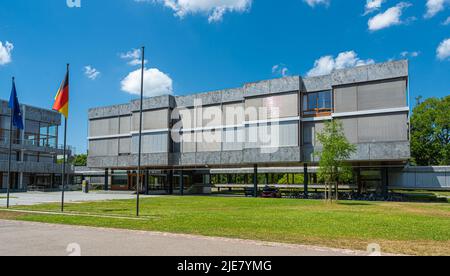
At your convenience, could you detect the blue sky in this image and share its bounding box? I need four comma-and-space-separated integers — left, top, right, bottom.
0, 0, 449, 153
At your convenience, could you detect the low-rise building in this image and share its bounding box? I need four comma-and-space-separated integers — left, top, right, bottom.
87, 60, 412, 194
0, 100, 72, 192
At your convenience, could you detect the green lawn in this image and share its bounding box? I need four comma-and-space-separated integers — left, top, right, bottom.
0, 196, 449, 256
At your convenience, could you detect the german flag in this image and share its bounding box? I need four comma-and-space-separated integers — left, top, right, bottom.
53, 71, 69, 118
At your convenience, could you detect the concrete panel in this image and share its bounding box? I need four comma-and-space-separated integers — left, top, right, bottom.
196, 91, 222, 106
279, 121, 299, 147
367, 60, 408, 82
131, 95, 171, 111
119, 137, 131, 154
119, 116, 131, 134
245, 93, 298, 120
180, 153, 196, 166
142, 153, 169, 166
132, 109, 169, 131
87, 156, 119, 168
334, 86, 358, 113
302, 75, 332, 92
175, 94, 196, 108
341, 118, 358, 144
332, 66, 369, 86
196, 152, 221, 165
89, 104, 131, 120
23, 105, 61, 125
90, 117, 119, 137
269, 76, 300, 94
197, 130, 222, 152
132, 132, 168, 154
223, 128, 244, 151
358, 114, 408, 143
89, 139, 119, 157
220, 151, 243, 165
350, 143, 370, 161
223, 103, 244, 126
201, 105, 222, 127
242, 148, 272, 164
368, 142, 410, 160
181, 132, 196, 153
357, 80, 407, 110
269, 147, 301, 163
243, 80, 271, 98
221, 88, 244, 103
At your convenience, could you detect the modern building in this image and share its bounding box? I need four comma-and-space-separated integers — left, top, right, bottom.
0, 100, 72, 192
88, 60, 412, 194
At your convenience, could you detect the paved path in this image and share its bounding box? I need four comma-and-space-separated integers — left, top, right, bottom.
0, 220, 365, 256
0, 191, 153, 206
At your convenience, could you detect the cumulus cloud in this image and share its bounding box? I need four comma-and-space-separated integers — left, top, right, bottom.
120, 48, 148, 66
84, 66, 101, 80
437, 38, 450, 60
303, 0, 330, 7
0, 41, 14, 66
138, 0, 252, 23
425, 0, 449, 18
121, 67, 173, 97
364, 0, 385, 15
368, 2, 412, 31
306, 51, 375, 77
272, 64, 290, 77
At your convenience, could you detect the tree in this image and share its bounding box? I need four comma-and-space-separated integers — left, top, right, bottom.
411, 96, 450, 166
315, 120, 356, 189
72, 154, 87, 167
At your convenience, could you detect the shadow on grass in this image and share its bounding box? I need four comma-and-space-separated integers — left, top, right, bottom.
337, 202, 374, 206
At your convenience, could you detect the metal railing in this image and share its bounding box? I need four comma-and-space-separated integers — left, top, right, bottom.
0, 136, 74, 152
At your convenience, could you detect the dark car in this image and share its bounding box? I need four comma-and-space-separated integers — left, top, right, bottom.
261, 186, 282, 198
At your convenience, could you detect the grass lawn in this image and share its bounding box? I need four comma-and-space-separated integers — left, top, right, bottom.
0, 196, 449, 256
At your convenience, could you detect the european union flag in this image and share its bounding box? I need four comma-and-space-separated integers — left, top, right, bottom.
8, 78, 24, 130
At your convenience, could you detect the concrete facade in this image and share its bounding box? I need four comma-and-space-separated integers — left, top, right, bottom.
87, 60, 411, 193
0, 100, 72, 192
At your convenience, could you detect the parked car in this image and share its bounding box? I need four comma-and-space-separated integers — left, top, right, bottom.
261, 186, 282, 198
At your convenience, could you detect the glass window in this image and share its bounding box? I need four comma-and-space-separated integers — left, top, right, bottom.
303, 91, 332, 116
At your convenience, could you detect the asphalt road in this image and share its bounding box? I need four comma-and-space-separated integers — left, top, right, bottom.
0, 220, 366, 256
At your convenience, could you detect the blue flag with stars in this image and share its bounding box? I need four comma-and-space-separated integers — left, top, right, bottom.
8, 78, 24, 130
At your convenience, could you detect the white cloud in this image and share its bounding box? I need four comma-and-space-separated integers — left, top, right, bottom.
120, 48, 148, 66
437, 38, 450, 60
139, 0, 252, 23
364, 0, 385, 15
306, 51, 375, 77
84, 66, 101, 80
443, 16, 450, 25
303, 0, 330, 7
425, 0, 449, 18
121, 67, 173, 97
0, 41, 14, 66
368, 2, 412, 31
400, 51, 420, 58
272, 64, 289, 77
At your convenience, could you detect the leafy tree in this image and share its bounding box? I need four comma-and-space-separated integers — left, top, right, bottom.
72, 154, 87, 166
315, 120, 356, 184
277, 174, 304, 185
411, 96, 450, 166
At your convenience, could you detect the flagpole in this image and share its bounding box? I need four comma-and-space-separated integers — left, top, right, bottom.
6, 77, 14, 209
136, 46, 145, 217
61, 64, 69, 213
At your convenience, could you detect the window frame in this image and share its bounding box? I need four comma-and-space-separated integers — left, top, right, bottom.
303, 90, 333, 117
